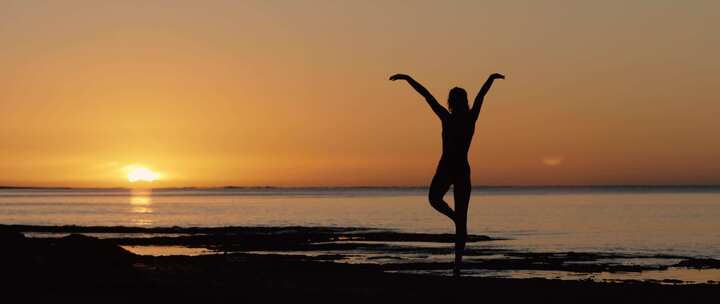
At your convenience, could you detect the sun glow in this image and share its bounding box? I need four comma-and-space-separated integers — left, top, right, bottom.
125, 165, 160, 183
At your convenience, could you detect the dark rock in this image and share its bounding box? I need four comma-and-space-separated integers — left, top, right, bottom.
0, 229, 26, 243
675, 258, 720, 269
51, 234, 136, 268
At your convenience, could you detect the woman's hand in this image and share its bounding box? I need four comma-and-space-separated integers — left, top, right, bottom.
389, 74, 412, 81
490, 73, 505, 80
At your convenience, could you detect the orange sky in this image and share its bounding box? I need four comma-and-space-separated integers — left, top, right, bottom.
1, 1, 719, 187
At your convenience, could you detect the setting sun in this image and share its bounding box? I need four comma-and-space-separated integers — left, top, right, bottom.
125, 166, 160, 183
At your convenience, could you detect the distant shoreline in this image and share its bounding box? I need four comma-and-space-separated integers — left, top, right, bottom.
2, 185, 720, 192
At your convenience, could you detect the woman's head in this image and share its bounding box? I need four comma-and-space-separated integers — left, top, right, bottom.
448, 87, 469, 114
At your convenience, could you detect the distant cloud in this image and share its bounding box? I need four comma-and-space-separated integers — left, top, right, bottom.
542, 156, 564, 167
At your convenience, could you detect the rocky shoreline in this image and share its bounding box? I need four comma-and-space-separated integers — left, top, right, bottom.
1, 225, 719, 303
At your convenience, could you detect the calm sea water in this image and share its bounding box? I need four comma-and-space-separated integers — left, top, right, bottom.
2, 187, 720, 259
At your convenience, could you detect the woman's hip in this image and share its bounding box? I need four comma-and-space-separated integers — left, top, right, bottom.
435, 160, 471, 176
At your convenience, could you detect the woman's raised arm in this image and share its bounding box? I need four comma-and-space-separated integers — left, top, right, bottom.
470, 73, 505, 120
390, 74, 449, 120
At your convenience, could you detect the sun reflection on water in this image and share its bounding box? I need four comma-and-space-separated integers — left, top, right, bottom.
129, 189, 154, 226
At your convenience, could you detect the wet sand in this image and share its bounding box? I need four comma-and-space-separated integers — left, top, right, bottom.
1, 225, 719, 303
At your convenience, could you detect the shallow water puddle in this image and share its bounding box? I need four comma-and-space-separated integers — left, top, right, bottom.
121, 245, 213, 256
594, 267, 720, 284
393, 268, 720, 284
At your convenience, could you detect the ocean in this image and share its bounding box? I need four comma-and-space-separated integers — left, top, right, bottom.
2, 187, 719, 259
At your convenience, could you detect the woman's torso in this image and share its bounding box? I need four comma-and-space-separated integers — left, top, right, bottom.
439, 113, 476, 170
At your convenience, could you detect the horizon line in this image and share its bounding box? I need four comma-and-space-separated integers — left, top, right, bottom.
2, 184, 720, 191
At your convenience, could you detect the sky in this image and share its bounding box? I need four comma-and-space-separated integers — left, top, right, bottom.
1, 0, 719, 187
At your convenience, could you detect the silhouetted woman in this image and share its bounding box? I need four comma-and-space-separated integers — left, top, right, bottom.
390, 73, 505, 276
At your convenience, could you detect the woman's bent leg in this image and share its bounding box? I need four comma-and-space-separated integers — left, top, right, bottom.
428, 170, 455, 222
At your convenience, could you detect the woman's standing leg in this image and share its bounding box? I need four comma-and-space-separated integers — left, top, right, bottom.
452, 172, 471, 277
